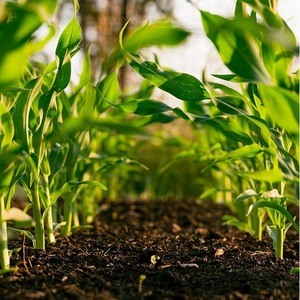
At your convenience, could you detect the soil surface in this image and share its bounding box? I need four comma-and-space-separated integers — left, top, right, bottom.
1, 199, 299, 300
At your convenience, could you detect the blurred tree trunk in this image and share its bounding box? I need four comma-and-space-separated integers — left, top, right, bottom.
60, 0, 173, 84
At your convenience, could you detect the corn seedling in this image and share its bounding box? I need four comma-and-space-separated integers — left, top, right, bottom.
236, 188, 300, 259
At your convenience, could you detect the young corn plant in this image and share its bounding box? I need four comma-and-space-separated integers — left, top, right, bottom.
236, 188, 299, 259
0, 0, 58, 257
0, 103, 34, 272
10, 0, 91, 248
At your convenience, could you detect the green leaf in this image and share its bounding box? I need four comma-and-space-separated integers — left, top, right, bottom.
50, 182, 77, 206
97, 72, 120, 112
12, 78, 43, 150
55, 16, 81, 64
131, 114, 177, 126
290, 267, 300, 275
259, 85, 299, 135
54, 60, 71, 92
0, 102, 14, 149
246, 116, 274, 148
201, 11, 271, 83
76, 46, 92, 91
247, 200, 299, 233
214, 96, 247, 115
8, 227, 36, 247
118, 99, 173, 115
238, 169, 283, 183
194, 116, 253, 145
207, 144, 261, 167
130, 58, 210, 101
0, 1, 57, 89
222, 215, 254, 235
104, 20, 190, 70
62, 117, 146, 136
22, 153, 39, 182
78, 84, 96, 119
212, 74, 250, 83
124, 20, 190, 50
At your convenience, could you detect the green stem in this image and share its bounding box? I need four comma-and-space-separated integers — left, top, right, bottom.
250, 207, 264, 240
45, 206, 55, 244
61, 194, 73, 237
0, 194, 9, 271
43, 176, 55, 244
30, 186, 45, 250
274, 228, 284, 259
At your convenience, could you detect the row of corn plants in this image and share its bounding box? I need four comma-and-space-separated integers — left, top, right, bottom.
0, 0, 192, 272
117, 0, 299, 259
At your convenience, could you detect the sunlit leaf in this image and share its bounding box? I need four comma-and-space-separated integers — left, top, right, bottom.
235, 189, 258, 203
55, 15, 81, 63
259, 85, 299, 135
104, 20, 190, 70
0, 1, 57, 89
54, 60, 71, 92
130, 58, 210, 102
3, 207, 35, 228
247, 200, 300, 233
97, 72, 120, 112
201, 11, 271, 83
214, 96, 247, 115
118, 99, 173, 115
207, 144, 261, 168
0, 102, 14, 149
239, 169, 283, 183
194, 116, 253, 145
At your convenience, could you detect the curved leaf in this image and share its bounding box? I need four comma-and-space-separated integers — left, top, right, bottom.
247, 200, 299, 233
130, 58, 210, 102
235, 189, 258, 203
201, 11, 271, 83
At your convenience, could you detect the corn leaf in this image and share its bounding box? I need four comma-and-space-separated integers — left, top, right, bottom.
206, 144, 261, 169
3, 207, 35, 228
78, 84, 96, 119
118, 99, 173, 115
201, 11, 271, 83
55, 15, 81, 64
238, 169, 283, 183
104, 20, 190, 70
247, 200, 300, 233
130, 59, 210, 102
214, 96, 247, 115
194, 116, 253, 145
0, 102, 14, 149
235, 189, 258, 203
97, 72, 120, 112
259, 85, 299, 135
0, 1, 57, 89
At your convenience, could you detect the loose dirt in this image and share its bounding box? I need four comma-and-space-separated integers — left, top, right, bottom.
1, 199, 299, 299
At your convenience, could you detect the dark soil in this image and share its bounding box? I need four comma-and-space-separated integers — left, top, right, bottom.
1, 199, 299, 300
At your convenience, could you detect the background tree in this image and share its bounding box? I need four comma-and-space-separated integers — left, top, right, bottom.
58, 0, 174, 82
